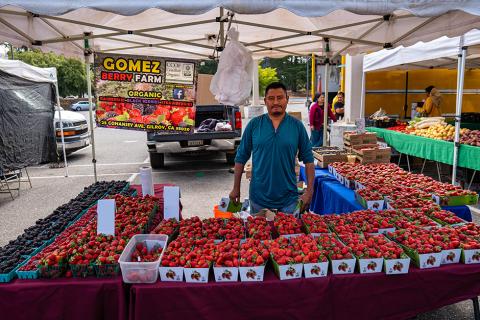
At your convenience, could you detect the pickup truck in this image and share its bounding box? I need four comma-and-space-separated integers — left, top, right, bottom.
147, 104, 242, 168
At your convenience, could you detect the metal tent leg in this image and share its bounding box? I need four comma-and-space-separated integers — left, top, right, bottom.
468, 170, 477, 190
398, 153, 402, 166
406, 155, 411, 172
436, 162, 442, 182
420, 159, 427, 174
472, 297, 480, 320
24, 167, 32, 188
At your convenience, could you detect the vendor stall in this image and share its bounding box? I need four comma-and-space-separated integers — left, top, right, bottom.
299, 166, 473, 221
362, 28, 480, 184
367, 127, 480, 172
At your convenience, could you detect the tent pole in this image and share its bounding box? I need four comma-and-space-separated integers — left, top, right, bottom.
360, 71, 366, 119
84, 34, 98, 182
54, 82, 68, 177
404, 71, 409, 119
323, 61, 329, 146
452, 39, 467, 185
311, 54, 315, 100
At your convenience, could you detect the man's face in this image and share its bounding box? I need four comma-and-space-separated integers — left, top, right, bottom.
338, 95, 344, 103
264, 88, 288, 117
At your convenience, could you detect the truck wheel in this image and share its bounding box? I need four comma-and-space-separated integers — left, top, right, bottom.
149, 152, 165, 169
226, 151, 236, 165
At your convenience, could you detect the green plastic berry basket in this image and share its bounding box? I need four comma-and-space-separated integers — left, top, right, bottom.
70, 264, 96, 278
94, 263, 120, 277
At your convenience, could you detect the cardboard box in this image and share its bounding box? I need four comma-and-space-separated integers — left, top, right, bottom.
213, 266, 239, 282
272, 260, 303, 280
355, 192, 385, 211
184, 267, 210, 283
461, 249, 480, 264
239, 265, 265, 281
404, 248, 442, 269
330, 258, 356, 274
304, 261, 329, 278
288, 111, 302, 121
363, 132, 378, 144
441, 249, 462, 264
432, 193, 479, 206
384, 256, 411, 275
358, 257, 384, 274
196, 74, 218, 105
159, 266, 184, 282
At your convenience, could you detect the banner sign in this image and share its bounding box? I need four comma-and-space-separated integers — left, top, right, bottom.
94, 53, 197, 133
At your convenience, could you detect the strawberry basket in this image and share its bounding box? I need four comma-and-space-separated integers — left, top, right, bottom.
94, 263, 120, 277
70, 264, 96, 278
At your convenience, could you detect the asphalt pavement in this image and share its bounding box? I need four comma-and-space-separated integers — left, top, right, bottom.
0, 100, 478, 319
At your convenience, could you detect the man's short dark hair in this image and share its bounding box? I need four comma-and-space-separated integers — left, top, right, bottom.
425, 85, 435, 94
337, 91, 345, 97
265, 82, 287, 97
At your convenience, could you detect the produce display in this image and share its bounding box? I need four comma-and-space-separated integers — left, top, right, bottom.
274, 213, 302, 235
239, 239, 269, 267
386, 117, 480, 147
130, 242, 164, 262
330, 162, 478, 207
0, 181, 131, 280
2, 172, 480, 285
460, 129, 480, 146
246, 216, 272, 240
16, 194, 159, 279
150, 218, 179, 236
301, 213, 329, 234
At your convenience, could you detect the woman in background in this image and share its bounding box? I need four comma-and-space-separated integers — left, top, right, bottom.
416, 85, 442, 117
309, 93, 336, 147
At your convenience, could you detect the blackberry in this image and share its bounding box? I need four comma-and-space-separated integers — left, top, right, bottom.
133, 104, 144, 114
143, 104, 157, 115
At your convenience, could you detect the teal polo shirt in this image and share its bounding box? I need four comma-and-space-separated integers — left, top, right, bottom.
235, 113, 314, 209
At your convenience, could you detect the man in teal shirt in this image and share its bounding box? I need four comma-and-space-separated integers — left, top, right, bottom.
230, 82, 315, 214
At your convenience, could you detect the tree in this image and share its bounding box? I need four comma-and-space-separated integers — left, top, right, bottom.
14, 49, 88, 97
258, 64, 279, 95
198, 59, 218, 75
263, 56, 308, 93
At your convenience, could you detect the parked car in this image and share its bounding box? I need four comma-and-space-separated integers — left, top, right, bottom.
70, 101, 96, 111
64, 95, 78, 99
55, 107, 90, 154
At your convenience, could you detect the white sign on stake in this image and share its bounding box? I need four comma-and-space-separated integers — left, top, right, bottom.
164, 186, 180, 221
97, 199, 116, 236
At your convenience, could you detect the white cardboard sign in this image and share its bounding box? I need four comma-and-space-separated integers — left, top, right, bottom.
97, 199, 116, 235
164, 186, 180, 220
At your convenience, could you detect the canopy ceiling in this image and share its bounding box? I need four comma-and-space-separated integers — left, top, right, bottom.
0, 1, 480, 60
364, 29, 480, 72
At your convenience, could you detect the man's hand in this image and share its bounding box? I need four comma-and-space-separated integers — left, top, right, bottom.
299, 190, 313, 212
229, 187, 241, 204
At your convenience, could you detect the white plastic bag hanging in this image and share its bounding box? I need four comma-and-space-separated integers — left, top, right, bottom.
210, 28, 253, 106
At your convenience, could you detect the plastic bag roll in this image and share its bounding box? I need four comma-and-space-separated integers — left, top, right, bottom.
140, 166, 154, 196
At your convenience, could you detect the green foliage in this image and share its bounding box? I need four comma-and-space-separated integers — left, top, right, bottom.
14, 49, 88, 97
262, 56, 307, 93
258, 65, 279, 95
198, 59, 218, 75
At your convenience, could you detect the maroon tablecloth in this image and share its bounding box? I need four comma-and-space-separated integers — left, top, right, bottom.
0, 184, 174, 320
129, 264, 480, 320
0, 277, 126, 320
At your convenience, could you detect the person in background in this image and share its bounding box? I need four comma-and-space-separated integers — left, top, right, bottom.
309, 93, 336, 147
416, 85, 442, 117
333, 91, 345, 120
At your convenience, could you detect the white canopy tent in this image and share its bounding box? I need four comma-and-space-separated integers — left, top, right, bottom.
0, 59, 69, 175
362, 29, 480, 185
1, 1, 480, 180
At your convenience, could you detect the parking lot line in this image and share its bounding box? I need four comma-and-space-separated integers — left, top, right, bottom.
31, 168, 231, 179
